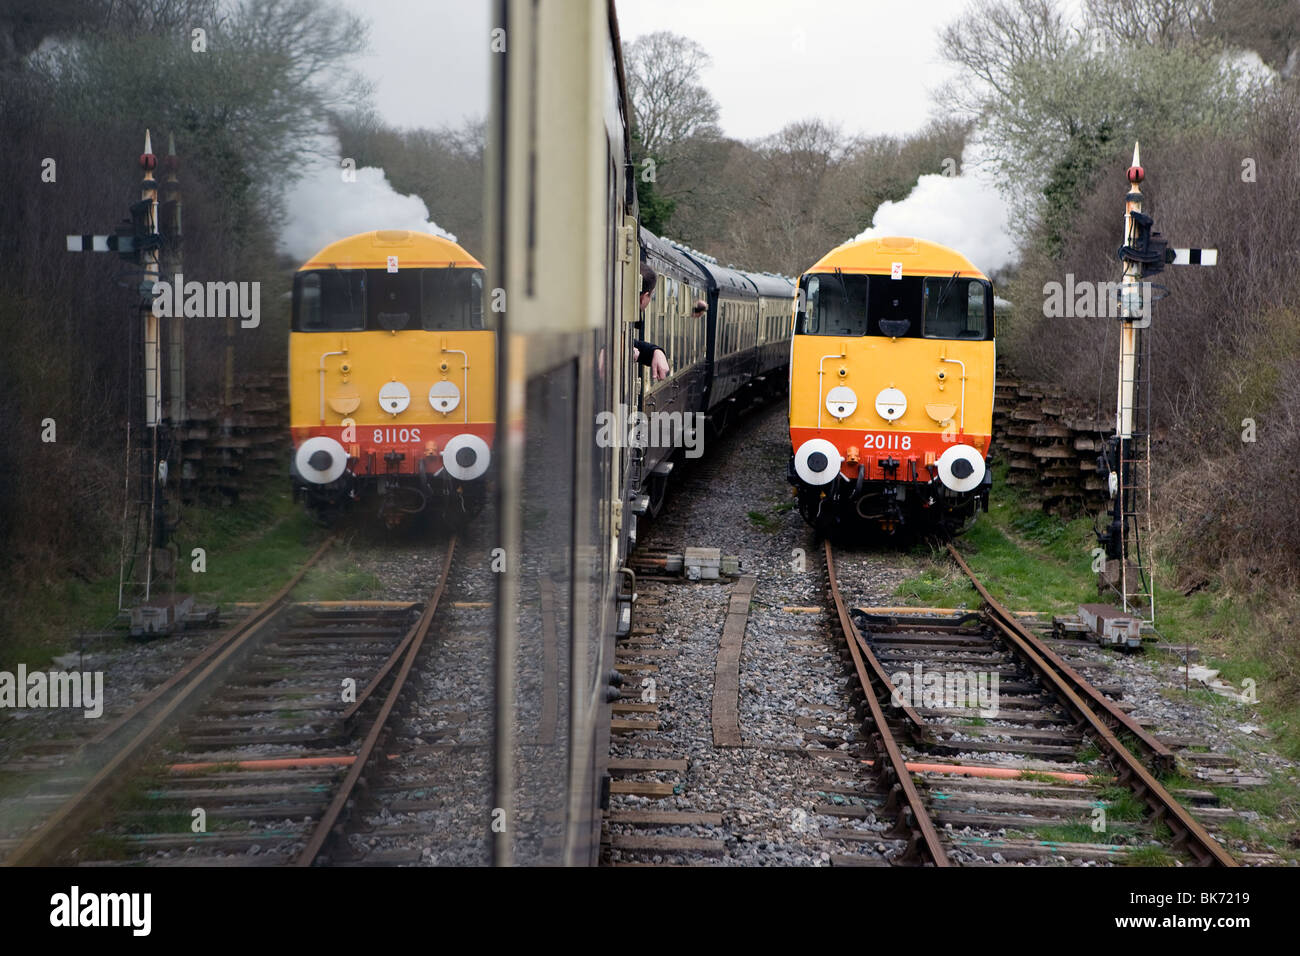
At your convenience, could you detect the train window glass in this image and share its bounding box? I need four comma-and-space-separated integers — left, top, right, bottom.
676, 291, 683, 369
670, 294, 679, 372
800, 274, 869, 336
696, 295, 703, 363
866, 275, 923, 336
682, 294, 688, 366
293, 269, 365, 331
688, 294, 695, 364
970, 281, 990, 337
368, 269, 420, 331
923, 276, 987, 339
421, 268, 485, 331
660, 279, 669, 354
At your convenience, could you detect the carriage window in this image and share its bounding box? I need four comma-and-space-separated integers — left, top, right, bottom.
923, 276, 989, 339
293, 269, 365, 331
421, 268, 485, 331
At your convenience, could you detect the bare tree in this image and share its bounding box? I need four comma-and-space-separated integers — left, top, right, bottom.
938, 0, 1076, 113
1083, 0, 1215, 49
623, 30, 721, 162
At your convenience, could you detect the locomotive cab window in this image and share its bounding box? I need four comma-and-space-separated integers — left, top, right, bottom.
293, 270, 365, 332
421, 268, 486, 331
801, 274, 925, 337
799, 274, 867, 336
799, 272, 991, 339
369, 270, 420, 331
294, 267, 487, 333
922, 276, 991, 340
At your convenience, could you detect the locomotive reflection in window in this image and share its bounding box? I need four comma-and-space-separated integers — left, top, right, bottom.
293, 267, 486, 332
798, 273, 992, 340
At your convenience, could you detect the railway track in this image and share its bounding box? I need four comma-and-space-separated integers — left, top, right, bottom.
0, 536, 459, 867
600, 403, 1261, 867
312, 536, 500, 867
826, 539, 1239, 867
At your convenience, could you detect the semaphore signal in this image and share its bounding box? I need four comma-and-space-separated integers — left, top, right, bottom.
1097, 142, 1218, 627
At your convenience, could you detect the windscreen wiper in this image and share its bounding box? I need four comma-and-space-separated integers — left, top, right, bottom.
933, 270, 960, 317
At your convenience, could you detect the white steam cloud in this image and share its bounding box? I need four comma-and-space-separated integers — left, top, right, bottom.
279, 138, 456, 262
853, 144, 1016, 275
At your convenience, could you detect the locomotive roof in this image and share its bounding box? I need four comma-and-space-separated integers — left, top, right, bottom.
298, 230, 482, 271
806, 236, 986, 279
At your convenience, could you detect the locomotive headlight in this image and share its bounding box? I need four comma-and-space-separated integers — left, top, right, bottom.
441, 433, 490, 481
794, 438, 842, 486
875, 387, 907, 421
378, 380, 410, 415
825, 385, 857, 421
936, 444, 985, 493
294, 436, 348, 485
429, 380, 461, 414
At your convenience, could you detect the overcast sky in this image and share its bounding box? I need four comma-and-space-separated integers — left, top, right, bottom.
338, 0, 491, 130
618, 0, 975, 140
338, 0, 986, 139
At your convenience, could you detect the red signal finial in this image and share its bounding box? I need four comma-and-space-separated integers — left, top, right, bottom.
140, 128, 157, 172
1126, 141, 1143, 184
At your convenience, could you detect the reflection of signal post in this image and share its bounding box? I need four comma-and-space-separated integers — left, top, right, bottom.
141, 131, 162, 433
65, 131, 191, 623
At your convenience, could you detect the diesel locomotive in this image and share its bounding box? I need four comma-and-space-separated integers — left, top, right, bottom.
788, 236, 996, 537
287, 230, 494, 526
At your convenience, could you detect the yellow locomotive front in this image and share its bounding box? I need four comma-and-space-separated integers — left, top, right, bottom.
788, 236, 995, 537
288, 230, 494, 525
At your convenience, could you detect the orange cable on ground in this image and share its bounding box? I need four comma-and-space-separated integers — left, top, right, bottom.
858, 758, 1104, 783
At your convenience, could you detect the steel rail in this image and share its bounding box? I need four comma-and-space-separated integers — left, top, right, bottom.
5, 535, 338, 866
825, 541, 950, 867
945, 544, 1236, 867
947, 544, 1175, 772
295, 537, 456, 866
86, 535, 338, 750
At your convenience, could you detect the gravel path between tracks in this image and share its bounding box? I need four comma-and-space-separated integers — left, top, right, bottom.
609, 401, 920, 865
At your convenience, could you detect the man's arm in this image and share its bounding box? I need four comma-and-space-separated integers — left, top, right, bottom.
632, 339, 671, 381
